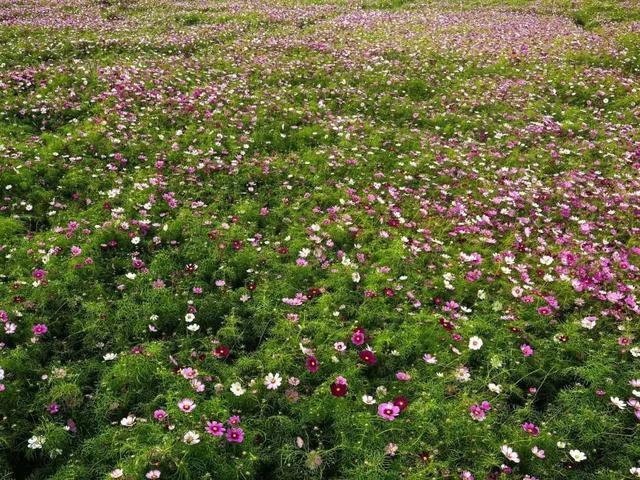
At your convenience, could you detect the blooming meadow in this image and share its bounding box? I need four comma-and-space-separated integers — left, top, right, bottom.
1, 0, 640, 478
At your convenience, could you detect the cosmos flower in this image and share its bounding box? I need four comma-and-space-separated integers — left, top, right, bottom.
120, 415, 136, 427
468, 336, 483, 350
178, 398, 196, 413
230, 382, 246, 396
182, 431, 200, 445
378, 402, 400, 421
521, 422, 540, 436
226, 427, 244, 443
154, 409, 167, 421
532, 446, 545, 459
264, 372, 282, 390
27, 436, 45, 449
501, 445, 520, 463
32, 324, 48, 336
205, 421, 225, 437
569, 449, 587, 462
305, 355, 319, 373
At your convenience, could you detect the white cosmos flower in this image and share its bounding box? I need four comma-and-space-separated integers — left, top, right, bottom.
569, 449, 587, 462
361, 394, 376, 405
230, 382, 246, 396
468, 336, 483, 350
539, 255, 553, 265
27, 435, 45, 449
186, 323, 200, 332
103, 352, 118, 361
501, 445, 520, 463
610, 397, 626, 410
264, 372, 282, 390
183, 431, 200, 445
110, 469, 124, 479
581, 316, 597, 330
488, 383, 502, 394
120, 415, 136, 427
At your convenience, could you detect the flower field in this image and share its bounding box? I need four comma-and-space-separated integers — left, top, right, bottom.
1, 0, 640, 478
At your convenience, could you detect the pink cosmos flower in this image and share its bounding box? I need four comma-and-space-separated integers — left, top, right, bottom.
521, 422, 540, 436
469, 404, 486, 421
351, 328, 365, 346
532, 446, 545, 459
178, 398, 196, 413
205, 421, 225, 437
520, 344, 534, 357
423, 353, 437, 364
378, 402, 400, 421
385, 442, 398, 456
32, 324, 48, 336
32, 269, 47, 280
153, 409, 167, 421
180, 367, 198, 379
226, 427, 244, 443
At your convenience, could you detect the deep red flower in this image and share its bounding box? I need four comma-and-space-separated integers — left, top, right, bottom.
330, 382, 347, 397
213, 345, 230, 359
393, 395, 409, 412
439, 318, 456, 331
305, 355, 319, 373
359, 350, 377, 366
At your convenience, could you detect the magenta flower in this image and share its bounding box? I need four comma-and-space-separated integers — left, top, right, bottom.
32, 269, 47, 280
521, 422, 540, 436
469, 404, 486, 421
226, 427, 244, 443
206, 421, 225, 437
305, 355, 319, 373
520, 343, 534, 357
351, 328, 365, 346
153, 409, 167, 421
378, 402, 400, 421
32, 324, 48, 336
